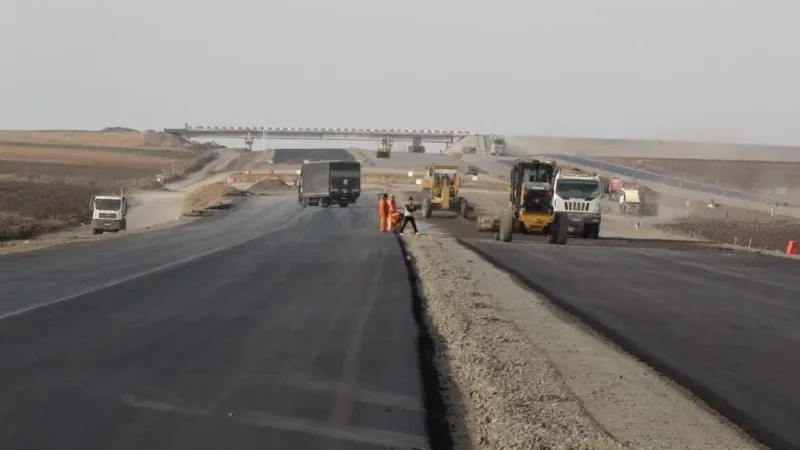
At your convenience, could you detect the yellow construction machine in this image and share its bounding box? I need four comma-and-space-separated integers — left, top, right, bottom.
420, 163, 472, 218
376, 137, 393, 159
476, 159, 568, 244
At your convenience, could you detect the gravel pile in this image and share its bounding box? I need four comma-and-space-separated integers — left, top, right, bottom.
404, 235, 760, 450
406, 236, 623, 449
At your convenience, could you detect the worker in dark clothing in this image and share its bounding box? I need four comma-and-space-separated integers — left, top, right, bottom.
398, 197, 419, 235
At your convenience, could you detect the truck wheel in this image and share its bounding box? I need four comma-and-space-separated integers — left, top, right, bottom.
120, 219, 127, 231
459, 198, 469, 218
548, 212, 567, 245
321, 199, 331, 208
584, 223, 599, 239
339, 203, 348, 208
92, 229, 102, 235
499, 209, 513, 242
422, 197, 432, 218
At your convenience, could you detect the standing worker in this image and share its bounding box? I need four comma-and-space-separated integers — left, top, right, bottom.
388, 195, 398, 214
398, 197, 419, 235
378, 193, 390, 232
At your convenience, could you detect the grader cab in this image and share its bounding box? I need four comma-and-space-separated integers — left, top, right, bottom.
420, 164, 472, 218
476, 159, 568, 244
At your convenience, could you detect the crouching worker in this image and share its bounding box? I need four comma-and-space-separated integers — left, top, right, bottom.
398, 197, 419, 235
389, 210, 403, 232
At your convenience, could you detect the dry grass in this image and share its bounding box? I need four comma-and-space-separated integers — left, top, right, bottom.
0, 130, 187, 149
0, 180, 100, 240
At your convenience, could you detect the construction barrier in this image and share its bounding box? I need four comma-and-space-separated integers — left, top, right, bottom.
786, 241, 798, 255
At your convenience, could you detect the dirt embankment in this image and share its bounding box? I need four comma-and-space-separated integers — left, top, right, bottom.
0, 130, 218, 241
654, 200, 800, 251
601, 158, 800, 193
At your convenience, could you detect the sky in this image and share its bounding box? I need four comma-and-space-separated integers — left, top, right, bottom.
2, 0, 800, 145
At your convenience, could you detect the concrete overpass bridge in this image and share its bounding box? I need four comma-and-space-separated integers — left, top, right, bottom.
163, 124, 473, 149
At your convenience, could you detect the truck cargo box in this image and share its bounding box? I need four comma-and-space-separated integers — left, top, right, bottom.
299, 160, 361, 206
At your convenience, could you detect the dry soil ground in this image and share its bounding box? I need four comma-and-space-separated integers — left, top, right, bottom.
602, 157, 800, 193
0, 130, 216, 242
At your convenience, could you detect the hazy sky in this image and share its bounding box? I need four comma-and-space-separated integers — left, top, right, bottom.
3, 1, 800, 145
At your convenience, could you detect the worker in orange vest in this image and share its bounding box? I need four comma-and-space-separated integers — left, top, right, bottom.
378, 193, 390, 232
388, 195, 402, 231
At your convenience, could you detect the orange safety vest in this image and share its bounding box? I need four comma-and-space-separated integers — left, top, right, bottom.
378, 199, 389, 216
388, 199, 397, 213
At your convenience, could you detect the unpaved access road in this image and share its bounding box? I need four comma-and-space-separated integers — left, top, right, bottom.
0, 196, 440, 450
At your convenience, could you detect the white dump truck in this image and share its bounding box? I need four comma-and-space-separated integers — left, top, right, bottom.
91, 194, 128, 234
552, 167, 602, 239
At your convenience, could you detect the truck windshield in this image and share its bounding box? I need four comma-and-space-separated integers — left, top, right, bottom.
556, 180, 600, 199
94, 199, 122, 210
523, 189, 551, 212
331, 170, 360, 178
492, 139, 504, 145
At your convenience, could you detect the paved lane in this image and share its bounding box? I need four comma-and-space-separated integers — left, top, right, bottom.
0, 197, 438, 450
460, 238, 800, 450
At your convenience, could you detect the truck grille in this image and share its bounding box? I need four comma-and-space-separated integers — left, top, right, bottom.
564, 201, 589, 212
98, 213, 117, 219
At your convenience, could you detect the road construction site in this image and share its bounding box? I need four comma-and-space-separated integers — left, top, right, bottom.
1, 136, 798, 449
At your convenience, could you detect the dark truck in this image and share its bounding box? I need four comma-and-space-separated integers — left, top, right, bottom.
298, 160, 362, 207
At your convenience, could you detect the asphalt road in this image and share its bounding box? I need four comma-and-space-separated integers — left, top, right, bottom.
272, 148, 356, 164
460, 238, 800, 450
0, 196, 441, 450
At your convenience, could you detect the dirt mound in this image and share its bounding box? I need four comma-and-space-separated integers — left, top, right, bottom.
101, 127, 138, 132
183, 182, 247, 212
249, 179, 293, 192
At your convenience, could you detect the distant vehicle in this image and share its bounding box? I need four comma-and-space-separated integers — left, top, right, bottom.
606, 176, 623, 200
91, 194, 127, 235
490, 135, 506, 156
298, 160, 362, 207
408, 137, 425, 153
376, 137, 393, 158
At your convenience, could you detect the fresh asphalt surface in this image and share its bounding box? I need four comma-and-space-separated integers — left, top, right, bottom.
460, 238, 800, 449
0, 196, 439, 450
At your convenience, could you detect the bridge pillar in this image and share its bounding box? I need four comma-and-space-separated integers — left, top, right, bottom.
244, 133, 255, 151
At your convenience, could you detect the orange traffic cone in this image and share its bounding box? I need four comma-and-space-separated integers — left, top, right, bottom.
786, 241, 799, 255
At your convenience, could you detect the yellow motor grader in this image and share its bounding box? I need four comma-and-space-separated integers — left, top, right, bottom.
476, 158, 568, 244
420, 164, 473, 218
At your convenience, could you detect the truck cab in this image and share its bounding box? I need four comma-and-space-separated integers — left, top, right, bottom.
91, 194, 128, 235
490, 135, 506, 156
552, 168, 602, 238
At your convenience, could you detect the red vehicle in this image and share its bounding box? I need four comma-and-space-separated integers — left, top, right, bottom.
606, 176, 623, 200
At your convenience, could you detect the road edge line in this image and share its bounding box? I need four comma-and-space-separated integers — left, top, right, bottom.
394, 234, 455, 450
454, 238, 789, 450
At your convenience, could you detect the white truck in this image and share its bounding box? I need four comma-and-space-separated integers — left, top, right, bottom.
91, 194, 128, 235
552, 167, 602, 239
490, 135, 506, 156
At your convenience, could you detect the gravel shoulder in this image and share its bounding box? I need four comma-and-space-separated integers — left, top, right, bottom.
404, 234, 762, 450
